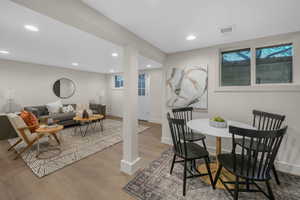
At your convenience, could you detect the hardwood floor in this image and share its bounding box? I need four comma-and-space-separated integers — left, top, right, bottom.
0, 120, 169, 200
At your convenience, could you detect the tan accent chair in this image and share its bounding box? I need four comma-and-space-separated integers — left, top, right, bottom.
7, 114, 44, 159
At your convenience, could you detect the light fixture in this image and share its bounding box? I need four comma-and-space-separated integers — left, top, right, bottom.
146, 64, 152, 68
112, 53, 118, 57
186, 34, 197, 41
72, 62, 79, 66
0, 50, 10, 55
24, 25, 39, 32
110, 69, 115, 73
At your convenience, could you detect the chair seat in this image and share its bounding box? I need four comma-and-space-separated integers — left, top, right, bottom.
179, 132, 206, 142
218, 153, 270, 181
235, 139, 269, 152
176, 142, 208, 160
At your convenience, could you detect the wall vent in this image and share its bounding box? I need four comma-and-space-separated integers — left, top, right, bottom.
220, 26, 234, 34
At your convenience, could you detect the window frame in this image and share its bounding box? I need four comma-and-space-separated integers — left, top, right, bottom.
220, 48, 252, 87
112, 74, 124, 89
216, 40, 300, 92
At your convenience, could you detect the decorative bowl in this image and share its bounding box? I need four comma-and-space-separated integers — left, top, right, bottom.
209, 120, 227, 128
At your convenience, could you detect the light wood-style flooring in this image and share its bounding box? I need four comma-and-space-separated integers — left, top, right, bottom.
0, 119, 169, 200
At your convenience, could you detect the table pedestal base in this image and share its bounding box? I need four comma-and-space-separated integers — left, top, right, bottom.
197, 162, 235, 189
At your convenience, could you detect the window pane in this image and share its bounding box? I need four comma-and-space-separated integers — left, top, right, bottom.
114, 75, 124, 88
221, 49, 251, 86
256, 44, 292, 84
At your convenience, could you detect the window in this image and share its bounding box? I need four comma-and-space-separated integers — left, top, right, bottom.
256, 44, 293, 84
221, 49, 251, 86
138, 74, 146, 96
114, 75, 124, 88
220, 43, 293, 87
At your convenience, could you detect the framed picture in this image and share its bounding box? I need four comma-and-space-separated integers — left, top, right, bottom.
166, 65, 208, 109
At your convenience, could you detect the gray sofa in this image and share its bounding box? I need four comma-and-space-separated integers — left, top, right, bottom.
24, 103, 106, 127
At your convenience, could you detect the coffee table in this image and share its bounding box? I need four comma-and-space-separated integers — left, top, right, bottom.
35, 125, 64, 158
73, 114, 104, 137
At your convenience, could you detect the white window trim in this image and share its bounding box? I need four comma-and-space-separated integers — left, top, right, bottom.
215, 40, 300, 93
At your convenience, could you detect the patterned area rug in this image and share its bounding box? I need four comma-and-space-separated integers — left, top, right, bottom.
123, 148, 300, 200
8, 119, 149, 178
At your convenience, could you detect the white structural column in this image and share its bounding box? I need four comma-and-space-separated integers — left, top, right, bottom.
120, 45, 141, 175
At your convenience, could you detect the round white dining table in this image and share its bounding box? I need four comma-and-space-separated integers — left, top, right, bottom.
187, 118, 254, 189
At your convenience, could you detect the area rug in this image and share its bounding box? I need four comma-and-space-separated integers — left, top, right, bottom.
123, 148, 300, 200
8, 119, 149, 178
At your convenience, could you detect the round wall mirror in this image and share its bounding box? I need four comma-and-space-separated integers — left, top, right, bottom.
53, 78, 76, 99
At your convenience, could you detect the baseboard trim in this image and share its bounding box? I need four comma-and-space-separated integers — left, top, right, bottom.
161, 137, 172, 145
120, 157, 141, 175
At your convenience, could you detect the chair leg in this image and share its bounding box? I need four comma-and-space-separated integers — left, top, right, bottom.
170, 154, 176, 175
14, 138, 38, 160
272, 166, 280, 185
204, 157, 215, 189
265, 180, 275, 200
213, 164, 222, 187
8, 139, 22, 151
183, 159, 187, 196
202, 139, 210, 163
234, 176, 239, 200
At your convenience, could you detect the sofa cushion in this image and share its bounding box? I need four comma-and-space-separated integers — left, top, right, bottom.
50, 112, 76, 121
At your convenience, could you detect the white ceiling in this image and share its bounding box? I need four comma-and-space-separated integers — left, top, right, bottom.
83, 0, 300, 53
0, 0, 162, 73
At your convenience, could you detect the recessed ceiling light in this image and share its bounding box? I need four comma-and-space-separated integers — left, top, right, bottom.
72, 62, 79, 66
146, 64, 152, 68
110, 69, 115, 73
112, 53, 118, 57
0, 50, 10, 55
186, 34, 197, 41
24, 25, 39, 32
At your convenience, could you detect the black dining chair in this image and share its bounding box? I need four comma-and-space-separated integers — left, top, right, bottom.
172, 107, 208, 149
167, 113, 214, 196
213, 125, 288, 200
253, 110, 285, 185
236, 110, 285, 185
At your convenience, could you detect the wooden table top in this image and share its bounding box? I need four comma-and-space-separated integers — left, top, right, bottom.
73, 114, 104, 122
36, 125, 64, 133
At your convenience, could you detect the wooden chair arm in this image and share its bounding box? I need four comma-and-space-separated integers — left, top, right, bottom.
18, 124, 39, 131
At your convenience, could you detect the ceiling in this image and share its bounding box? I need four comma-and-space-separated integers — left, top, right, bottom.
0, 0, 161, 73
83, 0, 300, 53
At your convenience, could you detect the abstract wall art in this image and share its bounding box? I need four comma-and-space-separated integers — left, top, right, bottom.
166, 65, 208, 109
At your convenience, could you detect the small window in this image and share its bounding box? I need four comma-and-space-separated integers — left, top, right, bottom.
138, 74, 146, 96
114, 75, 124, 88
256, 44, 293, 84
221, 49, 251, 86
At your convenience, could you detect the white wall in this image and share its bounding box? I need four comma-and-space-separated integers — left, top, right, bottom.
106, 68, 163, 123
0, 59, 106, 113
162, 32, 300, 175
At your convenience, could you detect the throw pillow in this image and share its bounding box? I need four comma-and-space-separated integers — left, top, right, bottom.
20, 110, 39, 133
46, 100, 63, 114
62, 105, 74, 113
